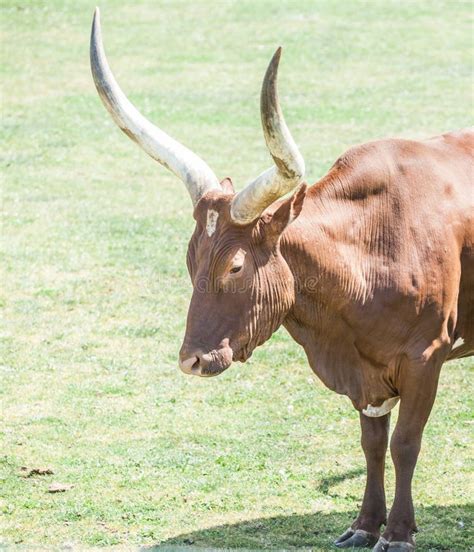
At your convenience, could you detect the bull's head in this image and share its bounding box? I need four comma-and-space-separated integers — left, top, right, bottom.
90, 8, 306, 376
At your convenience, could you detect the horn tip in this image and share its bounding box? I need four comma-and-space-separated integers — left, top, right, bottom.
91, 7, 101, 53
268, 47, 282, 73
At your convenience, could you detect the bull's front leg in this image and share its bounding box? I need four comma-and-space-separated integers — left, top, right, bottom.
372, 357, 442, 551
335, 412, 390, 548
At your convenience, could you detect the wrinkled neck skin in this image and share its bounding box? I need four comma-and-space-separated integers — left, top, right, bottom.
276, 182, 399, 411
243, 250, 296, 360
278, 190, 352, 388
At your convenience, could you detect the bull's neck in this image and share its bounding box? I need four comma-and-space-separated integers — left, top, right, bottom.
279, 190, 345, 325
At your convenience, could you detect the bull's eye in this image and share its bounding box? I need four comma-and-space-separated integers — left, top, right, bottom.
228, 248, 246, 276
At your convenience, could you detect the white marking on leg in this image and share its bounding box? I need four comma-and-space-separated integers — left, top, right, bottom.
453, 337, 465, 348
206, 209, 219, 237
363, 396, 400, 417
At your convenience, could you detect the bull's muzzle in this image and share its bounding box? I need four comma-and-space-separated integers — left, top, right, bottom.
179, 342, 233, 377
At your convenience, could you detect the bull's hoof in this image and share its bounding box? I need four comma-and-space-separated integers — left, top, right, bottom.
372, 537, 415, 551
335, 527, 378, 548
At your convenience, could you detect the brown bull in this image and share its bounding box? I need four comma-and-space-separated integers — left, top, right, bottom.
91, 9, 473, 551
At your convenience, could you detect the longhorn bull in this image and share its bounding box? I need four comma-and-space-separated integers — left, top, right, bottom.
90, 9, 474, 550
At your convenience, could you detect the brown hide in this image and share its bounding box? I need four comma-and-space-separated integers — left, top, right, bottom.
181, 129, 474, 411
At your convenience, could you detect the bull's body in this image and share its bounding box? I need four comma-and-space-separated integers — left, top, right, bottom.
90, 12, 473, 548
279, 129, 473, 411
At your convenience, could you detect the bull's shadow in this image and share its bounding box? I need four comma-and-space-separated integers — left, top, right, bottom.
147, 503, 472, 552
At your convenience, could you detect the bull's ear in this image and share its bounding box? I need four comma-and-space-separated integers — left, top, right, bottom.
220, 177, 235, 194
262, 183, 307, 242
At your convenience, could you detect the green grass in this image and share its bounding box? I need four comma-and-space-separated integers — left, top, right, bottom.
1, 0, 473, 549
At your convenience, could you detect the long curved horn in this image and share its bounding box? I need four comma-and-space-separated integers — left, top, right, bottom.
230, 48, 305, 224
90, 7, 220, 206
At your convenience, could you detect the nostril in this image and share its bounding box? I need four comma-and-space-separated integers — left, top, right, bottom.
179, 355, 199, 374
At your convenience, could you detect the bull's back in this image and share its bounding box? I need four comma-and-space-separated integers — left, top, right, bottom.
307, 128, 473, 360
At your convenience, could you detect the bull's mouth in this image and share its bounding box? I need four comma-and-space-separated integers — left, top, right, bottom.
179, 338, 257, 377
193, 348, 252, 376
179, 344, 234, 377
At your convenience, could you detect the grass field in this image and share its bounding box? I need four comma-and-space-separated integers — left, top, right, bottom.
1, 0, 473, 549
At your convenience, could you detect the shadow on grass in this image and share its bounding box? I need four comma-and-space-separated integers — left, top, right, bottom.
149, 504, 473, 552
316, 468, 365, 495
